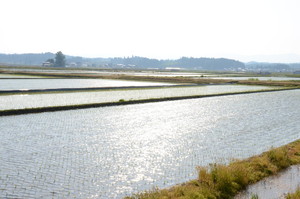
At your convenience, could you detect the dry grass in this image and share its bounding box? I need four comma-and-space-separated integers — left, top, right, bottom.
125, 140, 300, 199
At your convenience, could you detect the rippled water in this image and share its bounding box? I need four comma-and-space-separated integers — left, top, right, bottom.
0, 78, 175, 90
0, 85, 272, 110
0, 90, 299, 198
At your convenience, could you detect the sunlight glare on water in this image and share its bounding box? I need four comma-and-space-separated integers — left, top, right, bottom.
0, 90, 299, 198
0, 85, 272, 110
0, 78, 175, 90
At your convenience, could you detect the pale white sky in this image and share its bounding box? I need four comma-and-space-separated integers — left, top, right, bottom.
1, 0, 300, 62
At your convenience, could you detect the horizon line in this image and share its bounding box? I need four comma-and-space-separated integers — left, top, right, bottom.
1, 51, 300, 64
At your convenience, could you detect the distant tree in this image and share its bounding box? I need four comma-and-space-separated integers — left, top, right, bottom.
54, 51, 66, 67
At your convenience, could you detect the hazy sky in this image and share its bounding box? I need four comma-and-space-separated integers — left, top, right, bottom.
1, 0, 300, 62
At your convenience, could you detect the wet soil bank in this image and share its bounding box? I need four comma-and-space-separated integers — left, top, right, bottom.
0, 88, 297, 116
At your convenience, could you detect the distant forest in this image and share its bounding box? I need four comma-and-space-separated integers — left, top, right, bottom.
0, 53, 299, 72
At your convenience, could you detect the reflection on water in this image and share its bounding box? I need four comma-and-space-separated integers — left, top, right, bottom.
0, 90, 299, 198
208, 76, 300, 81
0, 78, 175, 90
235, 165, 300, 199
0, 74, 46, 78
0, 85, 272, 110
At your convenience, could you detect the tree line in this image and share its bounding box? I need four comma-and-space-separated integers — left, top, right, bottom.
0, 53, 245, 70
2, 52, 299, 71
44, 51, 66, 67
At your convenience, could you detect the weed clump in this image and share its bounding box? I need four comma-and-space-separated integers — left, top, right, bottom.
248, 78, 259, 81
267, 147, 291, 169
286, 187, 300, 199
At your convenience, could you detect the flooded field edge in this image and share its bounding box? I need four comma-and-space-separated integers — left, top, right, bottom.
0, 87, 296, 116
235, 165, 300, 199
126, 139, 300, 199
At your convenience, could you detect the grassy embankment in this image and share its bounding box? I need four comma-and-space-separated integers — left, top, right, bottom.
125, 139, 300, 199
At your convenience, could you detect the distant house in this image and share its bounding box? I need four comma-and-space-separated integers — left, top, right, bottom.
68, 62, 77, 67
257, 71, 271, 75
165, 67, 181, 71
293, 71, 300, 74
42, 61, 53, 67
81, 63, 89, 67
116, 64, 125, 68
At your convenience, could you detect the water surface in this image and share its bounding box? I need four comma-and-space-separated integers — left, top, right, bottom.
0, 90, 299, 198
208, 76, 300, 81
0, 85, 272, 110
0, 78, 175, 91
0, 74, 47, 78
235, 165, 300, 199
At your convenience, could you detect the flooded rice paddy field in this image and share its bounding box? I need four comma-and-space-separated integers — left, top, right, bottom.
2, 68, 299, 80
208, 76, 300, 81
111, 71, 216, 77
0, 68, 93, 74
0, 78, 176, 91
0, 85, 273, 110
235, 165, 300, 199
0, 74, 48, 79
0, 68, 229, 76
0, 90, 299, 198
